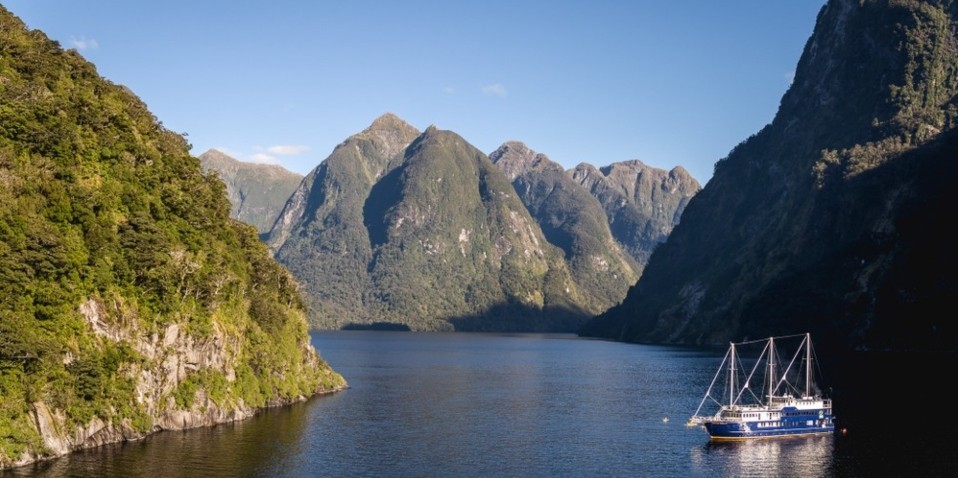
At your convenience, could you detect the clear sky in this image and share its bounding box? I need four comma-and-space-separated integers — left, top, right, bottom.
3, 0, 826, 184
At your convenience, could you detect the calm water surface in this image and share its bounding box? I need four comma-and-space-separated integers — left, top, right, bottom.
6, 331, 956, 477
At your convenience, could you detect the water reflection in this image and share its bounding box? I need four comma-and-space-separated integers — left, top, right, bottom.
8, 400, 313, 478
690, 435, 834, 478
12, 334, 942, 477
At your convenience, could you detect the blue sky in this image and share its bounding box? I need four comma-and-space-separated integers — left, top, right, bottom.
4, 1, 825, 184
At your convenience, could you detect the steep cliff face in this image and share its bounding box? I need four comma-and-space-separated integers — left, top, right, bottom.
490, 141, 638, 314
569, 160, 699, 266
581, 0, 958, 352
198, 149, 303, 233
0, 7, 344, 469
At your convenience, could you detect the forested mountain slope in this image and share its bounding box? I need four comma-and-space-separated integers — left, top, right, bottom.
0, 6, 344, 468
581, 0, 958, 353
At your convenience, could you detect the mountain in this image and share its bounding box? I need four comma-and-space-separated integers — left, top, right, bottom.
267, 116, 591, 331
490, 141, 638, 313
198, 149, 303, 234
580, 0, 958, 353
569, 160, 700, 266
0, 6, 344, 469
266, 113, 421, 327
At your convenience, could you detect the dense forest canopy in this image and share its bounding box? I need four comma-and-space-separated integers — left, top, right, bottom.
0, 6, 343, 466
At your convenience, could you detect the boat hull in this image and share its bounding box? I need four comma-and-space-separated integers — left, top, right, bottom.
704, 420, 835, 440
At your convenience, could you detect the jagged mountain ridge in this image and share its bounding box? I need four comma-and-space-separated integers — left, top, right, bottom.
490, 141, 639, 312
569, 160, 700, 266
268, 118, 593, 331
580, 0, 958, 353
266, 113, 702, 331
198, 149, 303, 233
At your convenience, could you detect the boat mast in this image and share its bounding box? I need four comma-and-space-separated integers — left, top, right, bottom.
767, 336, 775, 402
729, 342, 736, 406
805, 332, 811, 397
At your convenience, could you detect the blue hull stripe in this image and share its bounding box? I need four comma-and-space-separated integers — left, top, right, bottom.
705, 418, 835, 440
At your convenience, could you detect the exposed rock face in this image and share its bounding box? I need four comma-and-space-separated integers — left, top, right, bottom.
267, 119, 589, 331
490, 141, 639, 313
580, 0, 958, 353
199, 149, 303, 233
491, 141, 561, 181
5, 296, 343, 470
569, 160, 700, 266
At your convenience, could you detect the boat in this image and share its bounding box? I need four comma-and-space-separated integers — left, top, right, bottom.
687, 332, 835, 440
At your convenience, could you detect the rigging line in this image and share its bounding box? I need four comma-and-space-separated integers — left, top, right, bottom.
775, 334, 807, 396
692, 346, 730, 418
730, 333, 807, 347
733, 340, 771, 405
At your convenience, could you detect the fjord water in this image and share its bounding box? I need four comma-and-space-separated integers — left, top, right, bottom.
7, 331, 955, 477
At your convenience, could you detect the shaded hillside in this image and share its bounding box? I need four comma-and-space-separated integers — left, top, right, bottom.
0, 6, 344, 469
581, 0, 958, 353
268, 118, 590, 331
266, 113, 421, 325
198, 149, 302, 233
490, 141, 638, 312
569, 160, 699, 266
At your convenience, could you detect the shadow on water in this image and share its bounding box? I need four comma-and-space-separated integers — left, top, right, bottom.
687, 347, 958, 477
825, 350, 958, 476
446, 303, 590, 333
341, 322, 411, 331
4, 399, 316, 478
7, 335, 956, 477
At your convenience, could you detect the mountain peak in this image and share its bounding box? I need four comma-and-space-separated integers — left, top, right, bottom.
489, 141, 561, 180
496, 140, 534, 157
347, 113, 421, 163
365, 112, 417, 134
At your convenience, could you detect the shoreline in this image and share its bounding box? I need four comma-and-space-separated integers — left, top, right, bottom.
1, 385, 347, 471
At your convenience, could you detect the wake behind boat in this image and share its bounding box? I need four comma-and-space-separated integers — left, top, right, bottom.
687, 333, 835, 440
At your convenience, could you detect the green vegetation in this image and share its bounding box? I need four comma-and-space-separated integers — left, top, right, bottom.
268, 120, 593, 331
581, 0, 958, 352
490, 142, 640, 315
268, 113, 421, 329
0, 6, 343, 466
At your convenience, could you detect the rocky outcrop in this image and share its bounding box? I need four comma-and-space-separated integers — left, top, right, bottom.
490, 141, 639, 314
3, 296, 345, 470
569, 160, 700, 266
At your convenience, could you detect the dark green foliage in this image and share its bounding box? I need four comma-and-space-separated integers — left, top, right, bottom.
0, 6, 343, 464
581, 0, 958, 353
